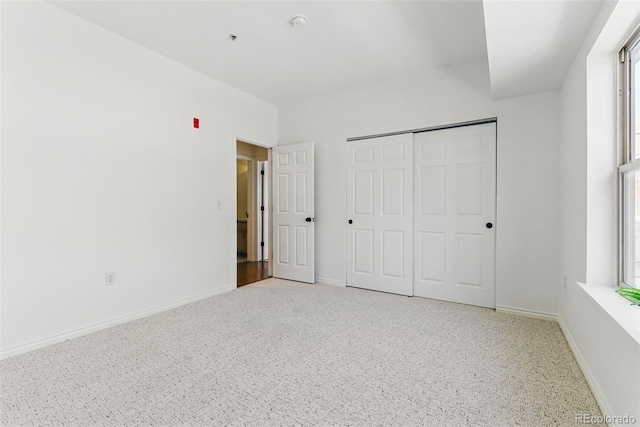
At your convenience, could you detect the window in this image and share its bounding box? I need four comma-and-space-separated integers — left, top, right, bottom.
620, 28, 640, 288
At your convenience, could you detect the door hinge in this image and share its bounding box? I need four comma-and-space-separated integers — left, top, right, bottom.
260, 241, 264, 247
260, 170, 265, 175
260, 206, 265, 211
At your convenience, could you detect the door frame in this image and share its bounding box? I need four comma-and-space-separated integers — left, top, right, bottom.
234, 138, 273, 288
236, 156, 261, 262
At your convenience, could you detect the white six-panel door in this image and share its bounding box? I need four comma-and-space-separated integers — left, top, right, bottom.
413, 123, 496, 308
345, 123, 496, 308
272, 142, 315, 283
346, 134, 414, 296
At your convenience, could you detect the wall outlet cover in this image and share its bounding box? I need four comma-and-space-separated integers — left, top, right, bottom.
105, 271, 116, 286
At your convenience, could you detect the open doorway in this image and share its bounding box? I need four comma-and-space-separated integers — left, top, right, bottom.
236, 140, 271, 287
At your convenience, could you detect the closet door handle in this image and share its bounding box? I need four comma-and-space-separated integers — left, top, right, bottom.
486, 222, 493, 229
348, 219, 353, 224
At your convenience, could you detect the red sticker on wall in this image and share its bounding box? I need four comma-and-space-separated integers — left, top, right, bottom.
193, 118, 199, 129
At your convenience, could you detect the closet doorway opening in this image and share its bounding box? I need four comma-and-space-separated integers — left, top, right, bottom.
237, 140, 271, 287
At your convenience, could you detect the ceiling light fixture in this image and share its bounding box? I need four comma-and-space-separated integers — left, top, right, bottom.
290, 15, 307, 27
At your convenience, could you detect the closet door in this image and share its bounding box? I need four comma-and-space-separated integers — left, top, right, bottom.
413, 123, 496, 308
346, 134, 413, 296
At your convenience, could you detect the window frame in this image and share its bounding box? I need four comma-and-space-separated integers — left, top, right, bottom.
619, 27, 640, 289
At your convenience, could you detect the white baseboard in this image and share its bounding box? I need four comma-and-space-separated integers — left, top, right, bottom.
315, 277, 346, 287
0, 286, 235, 360
495, 304, 558, 321
558, 316, 615, 424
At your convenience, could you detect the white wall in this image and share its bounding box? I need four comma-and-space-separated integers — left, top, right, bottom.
279, 59, 561, 314
559, 39, 589, 290
0, 1, 277, 357
558, 0, 640, 422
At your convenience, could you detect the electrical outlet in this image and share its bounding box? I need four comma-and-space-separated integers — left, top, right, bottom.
563, 275, 567, 291
105, 271, 116, 286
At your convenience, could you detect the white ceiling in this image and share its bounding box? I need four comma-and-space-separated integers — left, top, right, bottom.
483, 0, 603, 100
51, 1, 488, 106
51, 1, 602, 106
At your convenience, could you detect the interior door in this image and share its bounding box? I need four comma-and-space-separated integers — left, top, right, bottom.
413, 123, 496, 308
346, 134, 413, 295
272, 142, 315, 283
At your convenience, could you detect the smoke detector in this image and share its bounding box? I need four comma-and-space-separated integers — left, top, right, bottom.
290, 14, 307, 27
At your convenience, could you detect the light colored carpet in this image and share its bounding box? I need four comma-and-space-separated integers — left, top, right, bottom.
1, 278, 601, 426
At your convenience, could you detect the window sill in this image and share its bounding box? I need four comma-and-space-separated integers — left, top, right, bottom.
578, 282, 640, 347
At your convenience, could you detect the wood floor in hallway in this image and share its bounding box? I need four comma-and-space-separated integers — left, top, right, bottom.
237, 261, 269, 287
